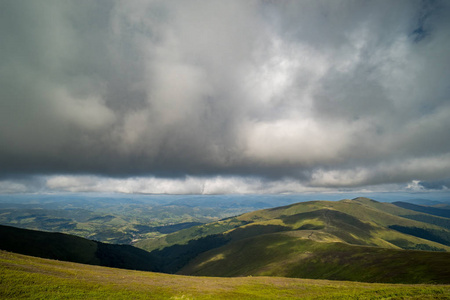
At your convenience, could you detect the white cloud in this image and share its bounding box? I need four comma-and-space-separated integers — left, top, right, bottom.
0, 181, 29, 194
1, 0, 450, 193
38, 174, 431, 195
406, 180, 425, 192
42, 175, 314, 194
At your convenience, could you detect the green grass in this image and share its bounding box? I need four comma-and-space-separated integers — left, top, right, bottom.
132, 198, 450, 279
179, 232, 450, 284
1, 250, 449, 299
138, 198, 450, 255
135, 217, 247, 252
5, 197, 450, 290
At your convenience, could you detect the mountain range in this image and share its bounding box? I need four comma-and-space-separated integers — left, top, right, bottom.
1, 197, 450, 285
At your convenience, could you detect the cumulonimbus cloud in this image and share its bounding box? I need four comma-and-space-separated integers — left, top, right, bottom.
0, 0, 449, 192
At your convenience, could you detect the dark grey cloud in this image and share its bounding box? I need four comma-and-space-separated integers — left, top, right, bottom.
1, 0, 450, 192
419, 178, 450, 190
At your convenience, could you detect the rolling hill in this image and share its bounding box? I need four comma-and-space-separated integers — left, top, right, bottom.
0, 224, 156, 271
0, 194, 305, 244
1, 250, 449, 299
179, 232, 450, 283
135, 197, 450, 283
2, 197, 450, 284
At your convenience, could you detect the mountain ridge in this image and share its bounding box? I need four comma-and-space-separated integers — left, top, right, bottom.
135, 197, 450, 283
2, 197, 450, 284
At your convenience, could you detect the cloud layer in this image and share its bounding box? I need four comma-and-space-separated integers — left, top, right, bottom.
1, 0, 450, 192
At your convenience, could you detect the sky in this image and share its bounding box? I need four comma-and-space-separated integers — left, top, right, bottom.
1, 0, 450, 195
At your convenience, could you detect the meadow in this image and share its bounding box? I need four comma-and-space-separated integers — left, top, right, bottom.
1, 250, 449, 299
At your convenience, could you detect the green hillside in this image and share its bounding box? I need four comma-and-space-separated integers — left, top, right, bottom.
137, 198, 450, 253
0, 224, 156, 271
3, 197, 450, 285
135, 198, 450, 282
350, 198, 450, 230
179, 232, 450, 284
2, 250, 449, 300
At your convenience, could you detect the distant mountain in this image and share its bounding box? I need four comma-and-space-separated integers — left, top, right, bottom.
400, 198, 445, 206
0, 194, 305, 244
136, 197, 450, 283
0, 224, 156, 271
393, 201, 450, 218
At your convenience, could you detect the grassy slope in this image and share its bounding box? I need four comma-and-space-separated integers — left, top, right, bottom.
179, 232, 450, 284
243, 198, 446, 230
134, 198, 450, 281
1, 250, 449, 300
0, 224, 156, 271
136, 198, 450, 272
350, 198, 450, 227
134, 217, 247, 251
136, 198, 450, 254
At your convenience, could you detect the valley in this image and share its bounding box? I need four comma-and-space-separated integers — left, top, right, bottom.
0, 194, 302, 244
1, 196, 450, 298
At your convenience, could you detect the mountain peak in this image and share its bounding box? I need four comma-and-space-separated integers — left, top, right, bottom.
351, 197, 379, 203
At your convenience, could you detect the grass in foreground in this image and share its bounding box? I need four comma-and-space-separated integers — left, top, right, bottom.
1, 250, 449, 299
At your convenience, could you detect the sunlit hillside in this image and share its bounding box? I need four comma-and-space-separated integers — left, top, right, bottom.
1, 250, 449, 300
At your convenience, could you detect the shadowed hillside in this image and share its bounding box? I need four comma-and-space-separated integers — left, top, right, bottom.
179, 232, 450, 284
0, 224, 156, 271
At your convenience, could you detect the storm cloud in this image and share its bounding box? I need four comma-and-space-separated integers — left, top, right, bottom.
1, 0, 450, 193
